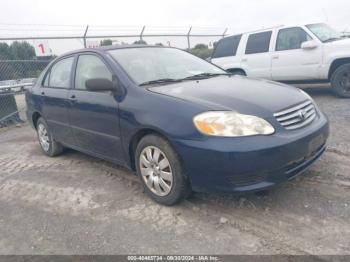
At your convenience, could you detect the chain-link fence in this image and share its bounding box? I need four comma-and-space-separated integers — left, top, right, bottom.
0, 60, 51, 81
0, 60, 51, 127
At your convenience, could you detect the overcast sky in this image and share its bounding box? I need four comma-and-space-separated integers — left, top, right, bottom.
1, 0, 349, 54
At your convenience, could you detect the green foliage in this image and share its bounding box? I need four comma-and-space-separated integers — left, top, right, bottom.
100, 39, 113, 46
188, 43, 213, 60
9, 41, 36, 60
133, 39, 147, 45
0, 41, 49, 81
0, 41, 36, 60
0, 43, 11, 60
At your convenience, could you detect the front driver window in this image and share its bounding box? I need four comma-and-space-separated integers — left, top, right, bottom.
75, 54, 112, 90
276, 27, 312, 51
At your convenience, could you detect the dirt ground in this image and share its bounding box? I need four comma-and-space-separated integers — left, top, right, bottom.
0, 88, 349, 255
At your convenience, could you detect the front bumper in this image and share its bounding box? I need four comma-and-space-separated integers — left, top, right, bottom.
172, 112, 329, 193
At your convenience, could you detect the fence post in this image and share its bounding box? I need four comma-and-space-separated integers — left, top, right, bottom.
222, 28, 228, 38
83, 25, 89, 48
187, 26, 192, 50
140, 26, 146, 41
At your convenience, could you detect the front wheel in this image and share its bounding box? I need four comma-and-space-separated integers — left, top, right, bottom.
331, 64, 350, 98
135, 134, 191, 206
36, 117, 64, 157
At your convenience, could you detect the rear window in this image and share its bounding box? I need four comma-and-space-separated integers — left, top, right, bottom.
245, 31, 272, 54
212, 34, 242, 59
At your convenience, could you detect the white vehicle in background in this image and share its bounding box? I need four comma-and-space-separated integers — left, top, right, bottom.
211, 23, 350, 98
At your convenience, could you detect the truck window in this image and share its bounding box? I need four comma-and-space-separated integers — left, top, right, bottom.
245, 31, 272, 54
212, 34, 242, 58
276, 27, 312, 51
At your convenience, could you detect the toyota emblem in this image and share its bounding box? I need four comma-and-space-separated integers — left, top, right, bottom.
298, 109, 307, 121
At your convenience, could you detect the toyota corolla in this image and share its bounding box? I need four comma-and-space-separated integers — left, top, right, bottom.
26, 45, 329, 205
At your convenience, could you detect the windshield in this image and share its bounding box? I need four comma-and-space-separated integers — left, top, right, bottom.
108, 47, 226, 85
306, 23, 342, 42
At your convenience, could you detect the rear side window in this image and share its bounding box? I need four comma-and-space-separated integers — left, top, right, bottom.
276, 27, 312, 51
75, 54, 112, 90
49, 57, 74, 88
212, 34, 242, 58
245, 31, 272, 54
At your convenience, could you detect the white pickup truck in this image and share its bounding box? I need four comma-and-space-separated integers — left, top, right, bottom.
211, 23, 350, 98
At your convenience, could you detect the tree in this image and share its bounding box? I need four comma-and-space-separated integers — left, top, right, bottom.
188, 43, 213, 59
193, 43, 207, 49
100, 39, 113, 46
133, 39, 147, 45
10, 41, 35, 60
0, 43, 12, 59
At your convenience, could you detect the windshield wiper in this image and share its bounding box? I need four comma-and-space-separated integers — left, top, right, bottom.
139, 78, 182, 86
181, 73, 229, 80
323, 37, 342, 43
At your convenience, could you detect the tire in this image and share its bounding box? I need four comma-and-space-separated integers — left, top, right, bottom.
228, 69, 246, 76
135, 134, 191, 206
330, 63, 350, 98
36, 117, 64, 157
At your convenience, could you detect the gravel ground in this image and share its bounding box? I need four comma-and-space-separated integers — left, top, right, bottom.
0, 88, 349, 255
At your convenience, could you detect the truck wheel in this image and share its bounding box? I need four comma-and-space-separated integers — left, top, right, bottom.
36, 117, 64, 157
227, 69, 246, 76
331, 64, 350, 98
135, 134, 191, 206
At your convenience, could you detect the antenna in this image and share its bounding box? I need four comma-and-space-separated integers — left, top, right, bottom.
322, 8, 329, 23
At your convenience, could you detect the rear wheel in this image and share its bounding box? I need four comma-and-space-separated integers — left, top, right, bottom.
135, 134, 191, 205
331, 64, 350, 98
36, 117, 64, 157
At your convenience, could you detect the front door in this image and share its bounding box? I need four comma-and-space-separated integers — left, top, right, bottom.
68, 53, 123, 163
271, 27, 322, 81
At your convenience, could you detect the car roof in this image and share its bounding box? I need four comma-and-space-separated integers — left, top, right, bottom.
221, 22, 324, 38
60, 44, 165, 57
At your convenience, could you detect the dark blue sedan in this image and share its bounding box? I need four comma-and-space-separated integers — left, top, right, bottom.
26, 45, 329, 205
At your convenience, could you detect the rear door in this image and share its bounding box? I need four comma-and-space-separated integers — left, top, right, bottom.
240, 31, 273, 79
68, 53, 123, 163
40, 56, 75, 145
271, 27, 322, 81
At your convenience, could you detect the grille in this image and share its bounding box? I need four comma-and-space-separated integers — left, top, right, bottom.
274, 100, 316, 130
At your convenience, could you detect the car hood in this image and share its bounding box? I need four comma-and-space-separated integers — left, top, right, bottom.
148, 76, 308, 118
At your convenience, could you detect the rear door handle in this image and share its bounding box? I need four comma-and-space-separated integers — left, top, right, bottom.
241, 58, 248, 62
272, 55, 279, 59
41, 91, 45, 95
70, 94, 76, 99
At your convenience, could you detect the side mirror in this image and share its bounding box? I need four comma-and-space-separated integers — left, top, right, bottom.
85, 78, 116, 92
301, 40, 318, 50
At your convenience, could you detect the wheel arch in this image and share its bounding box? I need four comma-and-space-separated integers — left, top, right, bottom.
226, 68, 247, 75
31, 111, 42, 129
328, 58, 350, 80
128, 127, 185, 173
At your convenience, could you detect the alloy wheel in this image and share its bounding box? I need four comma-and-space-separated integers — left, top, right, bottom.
139, 146, 173, 196
339, 71, 350, 95
38, 123, 50, 152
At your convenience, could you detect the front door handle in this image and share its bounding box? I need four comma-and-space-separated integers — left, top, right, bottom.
241, 58, 248, 62
41, 91, 45, 95
70, 94, 76, 99
272, 55, 279, 59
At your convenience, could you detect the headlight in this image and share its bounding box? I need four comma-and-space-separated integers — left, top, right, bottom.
193, 111, 275, 137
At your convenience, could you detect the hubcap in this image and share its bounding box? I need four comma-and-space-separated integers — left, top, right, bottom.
38, 123, 50, 152
139, 146, 173, 196
339, 71, 350, 94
